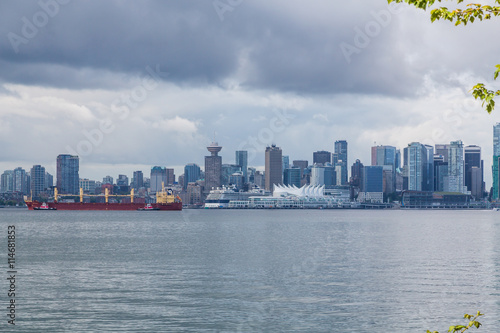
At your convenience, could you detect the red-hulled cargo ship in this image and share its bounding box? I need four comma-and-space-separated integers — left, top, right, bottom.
26, 201, 182, 211
25, 185, 182, 211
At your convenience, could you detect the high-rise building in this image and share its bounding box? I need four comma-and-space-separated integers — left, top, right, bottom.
184, 164, 201, 190
424, 145, 434, 192
150, 166, 167, 193
30, 165, 46, 197
404, 142, 431, 191
45, 172, 53, 189
371, 145, 397, 192
205, 142, 222, 192
1, 170, 14, 193
265, 145, 282, 192
464, 145, 482, 199
435, 144, 450, 163
166, 168, 175, 185
57, 154, 79, 194
350, 159, 364, 188
470, 167, 483, 199
292, 160, 308, 175
310, 164, 336, 186
235, 151, 248, 183
363, 166, 383, 193
13, 167, 27, 194
132, 171, 144, 190
334, 140, 348, 185
313, 151, 331, 165
247, 167, 256, 184
493, 156, 500, 200
434, 154, 448, 192
448, 140, 466, 193
283, 167, 301, 187
493, 123, 500, 199
282, 155, 290, 181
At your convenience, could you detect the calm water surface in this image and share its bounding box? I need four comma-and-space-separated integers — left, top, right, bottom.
1, 209, 499, 332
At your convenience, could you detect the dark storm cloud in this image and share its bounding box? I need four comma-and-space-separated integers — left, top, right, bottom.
0, 0, 491, 97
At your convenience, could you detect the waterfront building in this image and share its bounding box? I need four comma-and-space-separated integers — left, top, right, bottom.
448, 140, 466, 194
205, 142, 223, 192
265, 145, 282, 192
334, 140, 348, 185
235, 151, 248, 183
313, 150, 331, 165
283, 167, 301, 187
57, 154, 79, 194
401, 191, 476, 209
150, 166, 167, 193
184, 163, 201, 190
30, 165, 46, 197
1, 170, 14, 193
464, 145, 483, 199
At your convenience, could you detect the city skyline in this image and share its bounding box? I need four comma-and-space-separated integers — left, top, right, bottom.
0, 2, 499, 189
1, 134, 498, 194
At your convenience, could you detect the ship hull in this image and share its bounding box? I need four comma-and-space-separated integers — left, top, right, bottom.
26, 201, 182, 211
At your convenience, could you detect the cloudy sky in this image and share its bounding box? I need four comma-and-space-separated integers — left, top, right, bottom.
0, 0, 499, 186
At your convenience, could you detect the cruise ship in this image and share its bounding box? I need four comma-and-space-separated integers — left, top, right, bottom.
204, 185, 270, 208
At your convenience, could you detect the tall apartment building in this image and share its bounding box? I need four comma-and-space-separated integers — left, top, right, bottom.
57, 154, 79, 194
334, 140, 348, 185
30, 165, 46, 197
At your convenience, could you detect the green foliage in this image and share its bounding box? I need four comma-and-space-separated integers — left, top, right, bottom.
426, 311, 484, 333
388, 0, 500, 112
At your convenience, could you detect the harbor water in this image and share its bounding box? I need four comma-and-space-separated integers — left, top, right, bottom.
1, 209, 499, 332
